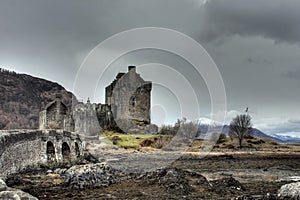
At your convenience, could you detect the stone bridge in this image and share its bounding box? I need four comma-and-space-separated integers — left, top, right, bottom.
0, 129, 83, 179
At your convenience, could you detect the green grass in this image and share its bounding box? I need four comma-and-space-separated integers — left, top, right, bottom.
102, 131, 173, 149
101, 131, 300, 152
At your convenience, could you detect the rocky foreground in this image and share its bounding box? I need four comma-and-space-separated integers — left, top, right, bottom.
0, 178, 38, 200
4, 152, 300, 200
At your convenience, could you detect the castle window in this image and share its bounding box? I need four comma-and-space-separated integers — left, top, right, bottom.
130, 97, 136, 107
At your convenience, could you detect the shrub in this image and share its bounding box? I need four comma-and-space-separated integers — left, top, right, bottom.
112, 135, 121, 145
152, 136, 172, 149
140, 139, 153, 147
217, 133, 227, 144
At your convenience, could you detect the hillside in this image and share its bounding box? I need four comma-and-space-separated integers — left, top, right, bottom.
0, 68, 75, 129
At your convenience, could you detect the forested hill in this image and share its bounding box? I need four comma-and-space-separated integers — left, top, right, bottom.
0, 68, 75, 129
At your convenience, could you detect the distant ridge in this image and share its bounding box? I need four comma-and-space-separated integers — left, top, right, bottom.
0, 68, 75, 129
196, 118, 298, 143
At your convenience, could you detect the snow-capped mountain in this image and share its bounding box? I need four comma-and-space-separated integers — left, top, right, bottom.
268, 133, 300, 144
196, 118, 300, 143
196, 118, 223, 126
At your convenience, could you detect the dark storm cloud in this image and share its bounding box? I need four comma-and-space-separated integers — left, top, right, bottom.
283, 68, 300, 79
244, 56, 270, 65
0, 0, 202, 89
200, 0, 300, 45
0, 0, 300, 135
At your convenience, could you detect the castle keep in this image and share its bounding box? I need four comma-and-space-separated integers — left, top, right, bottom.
39, 66, 156, 135
105, 66, 152, 132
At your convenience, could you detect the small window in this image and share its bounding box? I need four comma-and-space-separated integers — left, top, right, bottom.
130, 97, 136, 107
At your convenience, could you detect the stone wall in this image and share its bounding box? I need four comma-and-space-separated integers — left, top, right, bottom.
73, 102, 101, 139
40, 130, 83, 163
0, 129, 83, 180
0, 130, 43, 179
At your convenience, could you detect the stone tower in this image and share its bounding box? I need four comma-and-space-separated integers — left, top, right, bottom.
105, 66, 152, 132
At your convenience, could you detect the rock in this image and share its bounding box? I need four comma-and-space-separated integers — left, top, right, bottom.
1, 177, 38, 200
54, 168, 67, 174
278, 182, 300, 199
211, 176, 245, 191
0, 178, 7, 192
141, 168, 209, 195
63, 163, 129, 189
0, 189, 38, 200
234, 194, 277, 200
0, 191, 20, 200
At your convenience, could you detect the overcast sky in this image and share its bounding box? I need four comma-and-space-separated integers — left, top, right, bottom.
1, 0, 299, 137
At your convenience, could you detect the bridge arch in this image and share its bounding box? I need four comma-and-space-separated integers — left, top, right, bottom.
75, 142, 80, 158
62, 142, 71, 161
46, 141, 56, 162
40, 130, 83, 163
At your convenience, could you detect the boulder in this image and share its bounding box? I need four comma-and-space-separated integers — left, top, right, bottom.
0, 189, 38, 200
0, 178, 38, 200
63, 162, 129, 188
0, 178, 7, 192
0, 191, 20, 200
278, 182, 300, 199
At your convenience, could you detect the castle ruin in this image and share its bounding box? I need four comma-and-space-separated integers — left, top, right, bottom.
104, 66, 152, 133
39, 66, 157, 135
39, 94, 74, 131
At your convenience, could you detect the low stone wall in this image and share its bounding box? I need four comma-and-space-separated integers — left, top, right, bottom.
0, 129, 83, 180
0, 130, 43, 179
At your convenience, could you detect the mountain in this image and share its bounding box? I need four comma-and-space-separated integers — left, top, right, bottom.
268, 133, 300, 144
196, 118, 284, 143
197, 118, 223, 126
0, 68, 75, 129
223, 125, 285, 143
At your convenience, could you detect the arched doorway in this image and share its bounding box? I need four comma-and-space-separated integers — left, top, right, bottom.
75, 142, 80, 158
62, 142, 71, 161
46, 141, 55, 162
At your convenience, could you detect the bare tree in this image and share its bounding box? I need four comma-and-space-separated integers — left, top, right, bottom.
159, 117, 201, 138
229, 114, 252, 148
